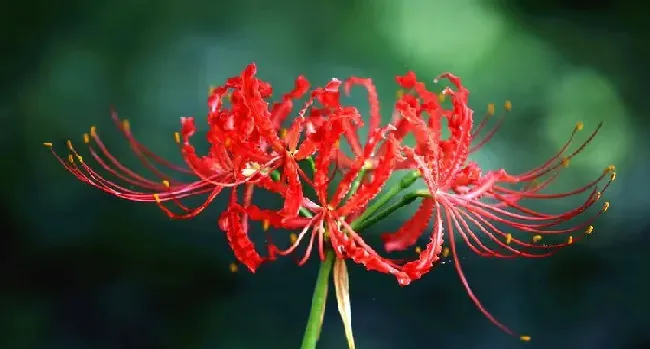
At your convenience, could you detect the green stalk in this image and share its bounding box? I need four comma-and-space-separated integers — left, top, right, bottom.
352, 170, 420, 224
287, 165, 423, 349
299, 250, 335, 349
352, 190, 431, 233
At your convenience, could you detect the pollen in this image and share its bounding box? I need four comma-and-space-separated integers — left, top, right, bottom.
532, 235, 543, 243
607, 164, 616, 172
610, 172, 616, 181
595, 191, 602, 201
43, 142, 53, 147
289, 233, 298, 244
67, 154, 74, 164
83, 133, 90, 144
415, 246, 422, 254
153, 193, 161, 203
280, 128, 288, 139
174, 132, 181, 144
263, 219, 270, 231
504, 100, 512, 112
90, 126, 97, 137
562, 157, 570, 168
505, 233, 512, 245
585, 225, 594, 234
66, 140, 73, 150
520, 335, 531, 342
602, 201, 610, 212
229, 262, 238, 273
567, 236, 573, 245
162, 180, 170, 188
442, 247, 450, 258
122, 119, 131, 132
487, 103, 495, 116
575, 121, 584, 131
76, 155, 83, 163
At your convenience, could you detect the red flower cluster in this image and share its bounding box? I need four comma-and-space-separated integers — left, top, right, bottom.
45, 63, 614, 338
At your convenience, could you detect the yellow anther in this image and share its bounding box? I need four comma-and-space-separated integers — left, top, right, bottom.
229, 262, 238, 273
415, 246, 422, 254
396, 89, 404, 99
567, 236, 573, 245
562, 157, 570, 168
487, 103, 495, 116
67, 154, 74, 163
585, 225, 594, 235
520, 335, 531, 342
575, 121, 584, 131
438, 93, 446, 103
602, 201, 610, 212
153, 193, 160, 203
90, 126, 96, 137
66, 140, 73, 150
442, 247, 450, 258
532, 235, 543, 243
289, 233, 298, 244
595, 191, 602, 201
43, 142, 53, 147
122, 119, 130, 132
280, 128, 288, 139
77, 155, 83, 163
505, 233, 512, 245
162, 180, 170, 188
174, 132, 181, 144
83, 133, 90, 144
263, 219, 270, 231
610, 172, 616, 181
607, 164, 616, 172
504, 100, 512, 112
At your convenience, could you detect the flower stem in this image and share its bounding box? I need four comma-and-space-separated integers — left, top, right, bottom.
300, 250, 335, 349
353, 170, 420, 224
297, 170, 422, 349
353, 190, 431, 233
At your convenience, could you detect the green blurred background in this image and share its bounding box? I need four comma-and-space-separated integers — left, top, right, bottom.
3, 0, 649, 348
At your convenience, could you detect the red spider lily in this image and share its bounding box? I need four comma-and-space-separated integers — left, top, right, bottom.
46, 63, 615, 341
181, 63, 317, 221
229, 77, 444, 285
379, 70, 616, 338
43, 63, 312, 222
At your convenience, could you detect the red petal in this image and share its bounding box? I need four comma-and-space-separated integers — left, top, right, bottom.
381, 197, 435, 252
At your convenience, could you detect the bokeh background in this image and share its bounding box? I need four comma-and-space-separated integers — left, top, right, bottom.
3, 0, 649, 348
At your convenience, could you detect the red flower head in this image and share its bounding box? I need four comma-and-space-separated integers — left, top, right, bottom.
378, 70, 616, 338
46, 63, 615, 341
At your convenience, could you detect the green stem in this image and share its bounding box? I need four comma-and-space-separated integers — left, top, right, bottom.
342, 167, 366, 205
300, 249, 335, 349
353, 170, 420, 224
352, 190, 431, 233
